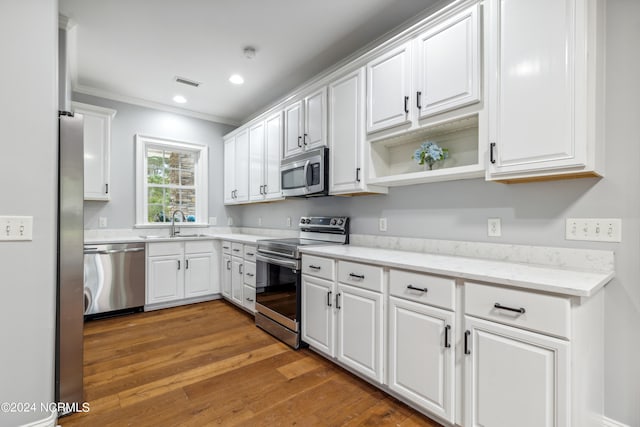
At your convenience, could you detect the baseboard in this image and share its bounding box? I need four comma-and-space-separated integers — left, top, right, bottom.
603, 415, 631, 427
19, 410, 57, 427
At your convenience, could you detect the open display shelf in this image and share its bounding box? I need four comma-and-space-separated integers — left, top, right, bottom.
367, 114, 484, 186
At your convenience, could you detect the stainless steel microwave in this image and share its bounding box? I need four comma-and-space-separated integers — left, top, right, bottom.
280, 147, 329, 197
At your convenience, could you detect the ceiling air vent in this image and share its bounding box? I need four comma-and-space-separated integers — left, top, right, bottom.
174, 76, 201, 88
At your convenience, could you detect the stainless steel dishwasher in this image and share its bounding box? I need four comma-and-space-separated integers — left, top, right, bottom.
83, 242, 145, 317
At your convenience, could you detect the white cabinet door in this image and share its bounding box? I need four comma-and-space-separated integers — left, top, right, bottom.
184, 253, 214, 298
336, 283, 383, 383
284, 100, 303, 158
487, 0, 590, 178
231, 257, 244, 305
264, 111, 283, 200
147, 255, 184, 304
329, 69, 364, 194
223, 137, 236, 204
415, 4, 480, 119
248, 121, 265, 201
366, 42, 412, 133
221, 253, 232, 298
388, 297, 455, 423
464, 316, 569, 427
303, 87, 327, 150
72, 102, 116, 201
234, 129, 249, 202
301, 275, 335, 357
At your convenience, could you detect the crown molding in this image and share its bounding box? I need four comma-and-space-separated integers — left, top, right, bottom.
72, 84, 240, 126
58, 14, 76, 31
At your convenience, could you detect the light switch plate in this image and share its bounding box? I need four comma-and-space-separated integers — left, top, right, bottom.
0, 216, 33, 241
209, 217, 217, 226
379, 217, 388, 232
99, 217, 108, 228
286, 217, 292, 227
566, 218, 622, 242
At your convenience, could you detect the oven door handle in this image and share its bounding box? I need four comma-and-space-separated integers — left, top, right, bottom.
303, 159, 311, 191
256, 253, 300, 270
257, 247, 297, 259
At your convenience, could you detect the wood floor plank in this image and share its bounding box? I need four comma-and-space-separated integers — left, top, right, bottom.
59, 300, 443, 427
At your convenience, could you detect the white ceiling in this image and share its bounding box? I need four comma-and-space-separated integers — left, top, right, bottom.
59, 0, 443, 125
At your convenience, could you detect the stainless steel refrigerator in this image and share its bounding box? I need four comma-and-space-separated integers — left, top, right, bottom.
56, 111, 84, 411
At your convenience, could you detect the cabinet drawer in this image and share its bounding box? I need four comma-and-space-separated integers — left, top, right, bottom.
244, 245, 257, 262
185, 240, 214, 254
390, 269, 455, 311
147, 241, 183, 257
302, 255, 335, 281
338, 260, 383, 293
244, 261, 256, 287
221, 241, 232, 254
231, 242, 243, 256
465, 282, 571, 339
243, 284, 256, 312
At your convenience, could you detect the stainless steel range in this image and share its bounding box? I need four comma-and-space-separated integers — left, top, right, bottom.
255, 216, 349, 348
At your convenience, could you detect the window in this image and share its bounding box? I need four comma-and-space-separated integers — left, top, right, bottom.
136, 135, 208, 226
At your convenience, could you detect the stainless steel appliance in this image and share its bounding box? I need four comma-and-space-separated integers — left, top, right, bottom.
280, 147, 329, 197
56, 111, 84, 411
83, 243, 146, 316
255, 216, 349, 348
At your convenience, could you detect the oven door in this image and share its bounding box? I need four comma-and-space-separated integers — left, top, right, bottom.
255, 253, 301, 332
281, 151, 326, 197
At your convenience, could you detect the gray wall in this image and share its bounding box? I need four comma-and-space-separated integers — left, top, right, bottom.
0, 0, 58, 425
233, 1, 640, 424
74, 93, 235, 229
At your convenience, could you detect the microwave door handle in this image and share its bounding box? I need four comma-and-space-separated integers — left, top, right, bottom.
303, 160, 311, 191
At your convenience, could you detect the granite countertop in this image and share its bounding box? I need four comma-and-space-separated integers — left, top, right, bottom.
84, 233, 267, 245
300, 245, 614, 298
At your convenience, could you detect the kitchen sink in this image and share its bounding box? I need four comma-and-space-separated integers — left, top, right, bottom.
139, 234, 211, 240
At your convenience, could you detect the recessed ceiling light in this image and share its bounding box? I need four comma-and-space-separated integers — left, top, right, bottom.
173, 95, 187, 104
229, 74, 244, 85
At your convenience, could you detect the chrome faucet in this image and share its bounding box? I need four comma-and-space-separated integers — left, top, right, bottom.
170, 210, 186, 237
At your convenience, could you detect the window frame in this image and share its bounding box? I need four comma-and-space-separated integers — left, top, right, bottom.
135, 134, 208, 227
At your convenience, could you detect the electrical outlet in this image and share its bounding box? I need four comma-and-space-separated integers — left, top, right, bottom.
286, 217, 292, 227
258, 217, 262, 226
99, 217, 108, 228
0, 216, 33, 241
209, 217, 217, 226
487, 218, 501, 237
565, 218, 622, 242
379, 217, 388, 232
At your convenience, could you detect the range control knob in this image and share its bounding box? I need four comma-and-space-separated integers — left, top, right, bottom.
330, 218, 337, 225
338, 218, 344, 226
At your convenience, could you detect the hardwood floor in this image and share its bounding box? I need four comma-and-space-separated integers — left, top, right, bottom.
60, 300, 443, 427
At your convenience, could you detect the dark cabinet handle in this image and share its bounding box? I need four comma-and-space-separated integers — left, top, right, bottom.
404, 96, 409, 114
297, 136, 302, 148
494, 303, 526, 314
226, 260, 231, 270
185, 259, 189, 269
233, 248, 240, 252
223, 246, 230, 250
490, 142, 496, 164
177, 260, 181, 270
263, 184, 267, 194
349, 273, 365, 280
335, 292, 341, 309
327, 290, 332, 307
239, 264, 243, 274
246, 252, 254, 256
444, 325, 451, 348
246, 273, 254, 277
105, 183, 109, 194
407, 285, 428, 293
303, 133, 308, 145
464, 330, 471, 355
246, 297, 254, 302
416, 91, 422, 109
259, 185, 264, 195
308, 265, 321, 270
356, 167, 361, 182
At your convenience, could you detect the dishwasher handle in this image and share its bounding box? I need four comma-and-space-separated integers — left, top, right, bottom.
84, 247, 145, 255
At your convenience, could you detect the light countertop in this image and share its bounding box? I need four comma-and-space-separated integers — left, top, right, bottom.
84, 233, 267, 245
300, 245, 614, 298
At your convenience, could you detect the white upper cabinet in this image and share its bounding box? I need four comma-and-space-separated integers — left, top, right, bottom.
415, 4, 480, 119
249, 113, 283, 202
366, 42, 412, 134
486, 0, 604, 181
72, 102, 116, 201
283, 87, 327, 159
223, 128, 249, 204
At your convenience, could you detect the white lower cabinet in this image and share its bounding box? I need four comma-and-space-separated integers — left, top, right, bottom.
302, 257, 384, 383
221, 253, 232, 298
463, 316, 568, 427
220, 241, 257, 314
231, 256, 243, 305
388, 296, 455, 423
146, 240, 219, 308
